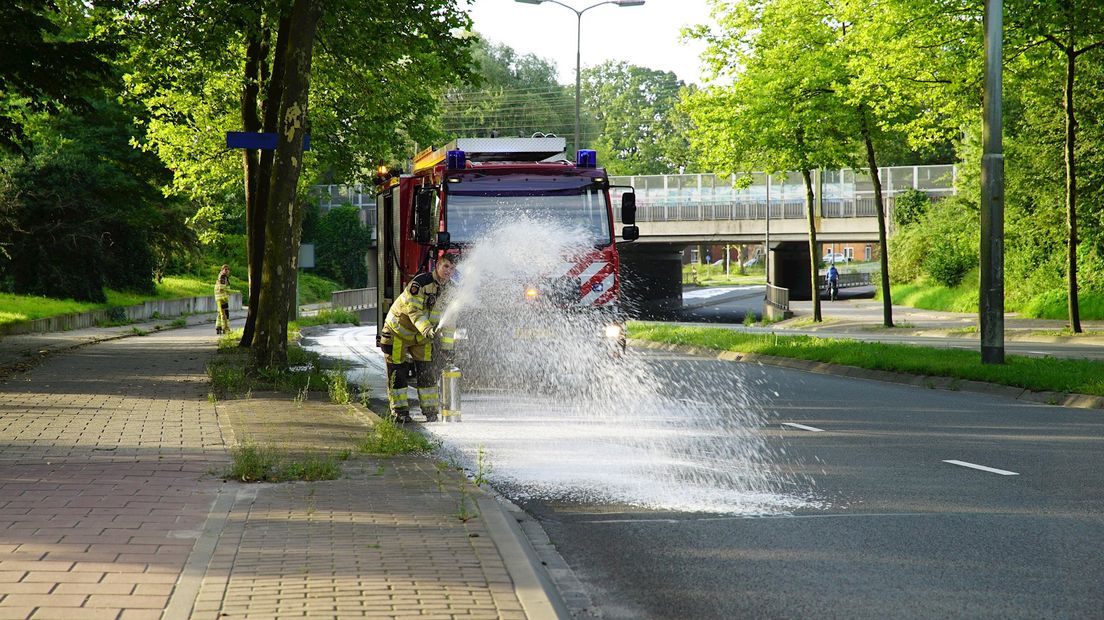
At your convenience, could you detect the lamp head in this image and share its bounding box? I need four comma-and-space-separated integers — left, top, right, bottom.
514, 0, 544, 4
615, 0, 645, 5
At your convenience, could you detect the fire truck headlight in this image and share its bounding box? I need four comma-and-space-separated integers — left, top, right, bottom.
604, 324, 623, 340
524, 286, 540, 300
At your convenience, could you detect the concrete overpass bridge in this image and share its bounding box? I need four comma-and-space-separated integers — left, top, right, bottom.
609, 165, 956, 310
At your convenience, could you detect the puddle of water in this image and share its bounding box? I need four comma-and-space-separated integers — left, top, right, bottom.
427, 217, 816, 515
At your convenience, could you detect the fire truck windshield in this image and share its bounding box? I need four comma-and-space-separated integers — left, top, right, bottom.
445, 186, 611, 245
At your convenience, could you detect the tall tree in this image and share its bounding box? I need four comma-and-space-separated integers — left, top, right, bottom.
439, 36, 575, 146
686, 0, 853, 321
0, 0, 114, 153
581, 62, 692, 175
1007, 0, 1104, 333
123, 0, 475, 368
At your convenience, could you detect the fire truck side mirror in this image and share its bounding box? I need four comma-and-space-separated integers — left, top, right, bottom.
621, 225, 640, 241
413, 189, 434, 243
621, 192, 637, 225
436, 231, 451, 248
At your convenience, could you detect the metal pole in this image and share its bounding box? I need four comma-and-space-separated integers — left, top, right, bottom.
765, 174, 771, 286
980, 0, 1004, 364
574, 11, 582, 154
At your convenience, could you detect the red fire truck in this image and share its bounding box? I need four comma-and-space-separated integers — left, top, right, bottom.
373, 136, 638, 366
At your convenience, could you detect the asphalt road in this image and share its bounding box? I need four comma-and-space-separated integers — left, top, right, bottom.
520, 348, 1104, 619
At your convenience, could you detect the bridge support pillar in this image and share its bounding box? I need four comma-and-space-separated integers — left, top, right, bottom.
770, 242, 814, 301
618, 243, 685, 317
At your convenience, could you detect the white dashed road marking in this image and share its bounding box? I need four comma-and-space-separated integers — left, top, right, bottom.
782, 423, 825, 432
942, 460, 1019, 476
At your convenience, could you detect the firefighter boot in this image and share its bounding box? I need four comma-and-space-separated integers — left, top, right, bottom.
423, 409, 439, 423
391, 409, 413, 425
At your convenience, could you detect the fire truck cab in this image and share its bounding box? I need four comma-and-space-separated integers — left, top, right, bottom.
373, 136, 638, 359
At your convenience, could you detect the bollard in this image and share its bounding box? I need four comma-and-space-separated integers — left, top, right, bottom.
440, 365, 462, 422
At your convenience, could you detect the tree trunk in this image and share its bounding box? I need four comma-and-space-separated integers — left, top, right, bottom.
239, 25, 262, 337
1064, 50, 1081, 333
241, 16, 290, 347
801, 167, 820, 322
253, 0, 324, 369
860, 105, 893, 327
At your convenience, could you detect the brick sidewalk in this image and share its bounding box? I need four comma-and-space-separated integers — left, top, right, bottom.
0, 324, 548, 620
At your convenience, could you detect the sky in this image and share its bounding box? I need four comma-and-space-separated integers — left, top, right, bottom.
465, 0, 715, 86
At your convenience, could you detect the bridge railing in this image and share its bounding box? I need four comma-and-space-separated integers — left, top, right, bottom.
331, 287, 377, 311
765, 284, 790, 312
819, 272, 872, 290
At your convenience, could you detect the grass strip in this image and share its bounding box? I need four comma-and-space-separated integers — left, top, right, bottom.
628, 321, 1104, 397
358, 418, 436, 455
224, 443, 341, 482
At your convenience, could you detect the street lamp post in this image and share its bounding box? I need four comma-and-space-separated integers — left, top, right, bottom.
515, 0, 645, 157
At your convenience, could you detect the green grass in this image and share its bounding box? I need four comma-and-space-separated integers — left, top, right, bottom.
628, 321, 1104, 397
292, 308, 359, 328
889, 280, 978, 313
0, 275, 237, 327
357, 418, 436, 455
224, 443, 342, 482
890, 279, 1104, 321
297, 272, 345, 305
208, 330, 337, 398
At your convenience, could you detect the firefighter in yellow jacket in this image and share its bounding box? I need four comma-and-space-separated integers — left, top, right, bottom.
379, 253, 457, 424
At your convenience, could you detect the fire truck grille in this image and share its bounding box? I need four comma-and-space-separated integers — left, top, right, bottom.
547, 276, 581, 305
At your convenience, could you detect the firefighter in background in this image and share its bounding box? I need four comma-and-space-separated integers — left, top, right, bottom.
214, 265, 231, 335
379, 253, 457, 424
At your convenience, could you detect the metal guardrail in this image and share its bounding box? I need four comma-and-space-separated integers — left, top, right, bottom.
331, 287, 377, 311
819, 272, 872, 290
765, 284, 790, 312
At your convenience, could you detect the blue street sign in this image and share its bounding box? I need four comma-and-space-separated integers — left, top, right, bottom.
226, 132, 311, 151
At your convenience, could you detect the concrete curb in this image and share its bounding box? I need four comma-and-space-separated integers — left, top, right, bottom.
628, 338, 1104, 411
350, 406, 570, 619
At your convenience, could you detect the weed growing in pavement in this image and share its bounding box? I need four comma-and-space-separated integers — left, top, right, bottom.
207, 359, 251, 396
224, 443, 342, 482
357, 418, 436, 455
171, 317, 187, 328
473, 445, 492, 487
130, 327, 148, 336
456, 478, 478, 523
151, 311, 163, 320
374, 465, 386, 476
434, 461, 449, 491
327, 369, 351, 405
358, 386, 373, 407
207, 391, 217, 403
293, 376, 310, 409
336, 449, 351, 461
743, 312, 756, 327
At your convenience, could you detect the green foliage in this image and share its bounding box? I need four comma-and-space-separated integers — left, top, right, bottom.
439, 35, 575, 149
0, 101, 190, 301
628, 321, 1104, 397
314, 206, 370, 288
889, 196, 978, 285
581, 62, 694, 174
893, 188, 931, 227
0, 1, 115, 152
